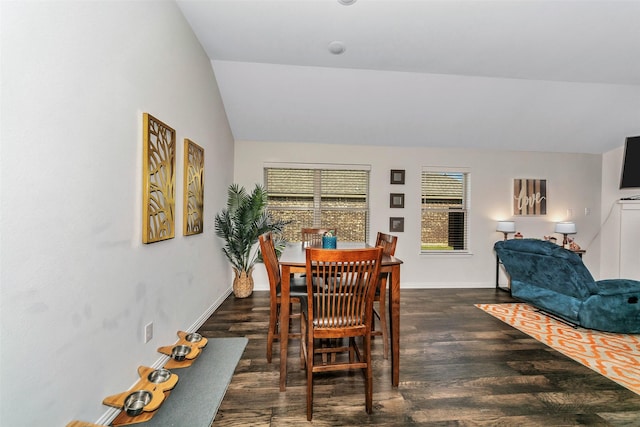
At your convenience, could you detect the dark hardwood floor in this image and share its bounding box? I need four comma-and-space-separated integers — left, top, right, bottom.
198, 289, 640, 426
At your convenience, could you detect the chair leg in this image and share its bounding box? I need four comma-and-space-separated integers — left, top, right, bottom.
318, 339, 339, 364
364, 333, 373, 414
267, 303, 278, 363
320, 339, 328, 364
349, 337, 355, 363
300, 313, 306, 369
378, 275, 389, 360
306, 335, 314, 421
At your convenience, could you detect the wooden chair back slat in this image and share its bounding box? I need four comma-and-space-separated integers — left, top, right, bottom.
375, 231, 398, 257
305, 247, 382, 333
259, 232, 281, 299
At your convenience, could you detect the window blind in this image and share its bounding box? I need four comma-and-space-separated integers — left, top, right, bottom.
421, 171, 469, 252
265, 166, 370, 242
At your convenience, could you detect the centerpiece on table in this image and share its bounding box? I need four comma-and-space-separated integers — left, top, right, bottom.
322, 229, 337, 249
214, 184, 289, 298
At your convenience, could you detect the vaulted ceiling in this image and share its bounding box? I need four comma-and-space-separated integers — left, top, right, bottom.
177, 0, 640, 154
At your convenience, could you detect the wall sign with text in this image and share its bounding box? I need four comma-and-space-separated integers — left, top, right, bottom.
513, 179, 547, 216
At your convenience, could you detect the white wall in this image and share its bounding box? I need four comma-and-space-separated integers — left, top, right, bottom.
0, 2, 234, 425
235, 141, 602, 289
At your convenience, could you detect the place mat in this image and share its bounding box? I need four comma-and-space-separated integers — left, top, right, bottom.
143, 337, 248, 427
476, 303, 640, 396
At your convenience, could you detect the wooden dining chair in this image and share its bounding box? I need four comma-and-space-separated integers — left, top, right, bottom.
258, 232, 308, 363
300, 227, 339, 294
372, 231, 398, 359
300, 246, 383, 420
301, 227, 337, 247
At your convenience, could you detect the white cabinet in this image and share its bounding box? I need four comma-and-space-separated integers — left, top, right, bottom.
619, 201, 640, 280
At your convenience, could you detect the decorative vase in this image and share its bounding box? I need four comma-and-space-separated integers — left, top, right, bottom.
322, 235, 337, 249
232, 268, 254, 298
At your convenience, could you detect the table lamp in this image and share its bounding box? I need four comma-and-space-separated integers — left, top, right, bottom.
554, 222, 576, 248
496, 221, 516, 240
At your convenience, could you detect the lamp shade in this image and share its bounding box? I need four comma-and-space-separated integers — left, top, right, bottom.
496, 221, 516, 233
555, 222, 577, 234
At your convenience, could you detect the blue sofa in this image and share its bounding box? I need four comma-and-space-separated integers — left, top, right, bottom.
494, 238, 640, 334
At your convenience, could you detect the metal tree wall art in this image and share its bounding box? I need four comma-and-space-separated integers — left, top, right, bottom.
183, 138, 204, 236
142, 113, 176, 243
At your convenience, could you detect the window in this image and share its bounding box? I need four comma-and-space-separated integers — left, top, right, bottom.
264, 165, 370, 242
421, 168, 469, 253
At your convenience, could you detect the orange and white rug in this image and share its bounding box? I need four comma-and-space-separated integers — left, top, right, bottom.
476, 303, 640, 396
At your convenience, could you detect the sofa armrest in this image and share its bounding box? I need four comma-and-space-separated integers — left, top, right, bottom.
594, 279, 640, 296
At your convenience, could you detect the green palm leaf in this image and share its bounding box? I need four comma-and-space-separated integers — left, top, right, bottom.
215, 184, 290, 273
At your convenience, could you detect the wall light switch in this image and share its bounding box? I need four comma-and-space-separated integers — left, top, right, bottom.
145, 322, 153, 343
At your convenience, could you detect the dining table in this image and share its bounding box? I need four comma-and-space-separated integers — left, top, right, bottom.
277, 241, 403, 391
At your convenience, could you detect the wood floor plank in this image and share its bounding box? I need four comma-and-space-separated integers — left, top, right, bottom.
198, 289, 640, 425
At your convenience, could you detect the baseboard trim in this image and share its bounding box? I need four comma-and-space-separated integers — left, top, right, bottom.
95, 407, 121, 426
255, 281, 496, 290
400, 281, 494, 289
187, 286, 233, 332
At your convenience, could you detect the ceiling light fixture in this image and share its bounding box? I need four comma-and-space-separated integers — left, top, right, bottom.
337, 0, 357, 5
328, 41, 346, 55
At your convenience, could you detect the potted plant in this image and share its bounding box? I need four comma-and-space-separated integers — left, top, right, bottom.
214, 183, 288, 298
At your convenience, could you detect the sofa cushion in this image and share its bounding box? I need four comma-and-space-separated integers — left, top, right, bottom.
495, 239, 598, 299
510, 279, 583, 323
580, 291, 640, 334
594, 279, 640, 296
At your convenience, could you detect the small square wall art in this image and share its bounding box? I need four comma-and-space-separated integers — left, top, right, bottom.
513, 178, 547, 216
390, 193, 405, 208
390, 169, 405, 185
389, 217, 404, 232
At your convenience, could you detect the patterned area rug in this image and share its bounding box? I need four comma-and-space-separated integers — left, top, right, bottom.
476, 303, 640, 396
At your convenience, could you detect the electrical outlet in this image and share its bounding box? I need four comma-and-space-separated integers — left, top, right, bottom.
566, 208, 574, 218
144, 322, 153, 343
585, 207, 591, 216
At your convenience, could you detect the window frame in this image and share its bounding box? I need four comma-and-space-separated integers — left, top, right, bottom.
263, 163, 371, 243
420, 166, 471, 255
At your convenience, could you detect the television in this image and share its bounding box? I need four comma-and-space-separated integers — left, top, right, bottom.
620, 136, 640, 189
